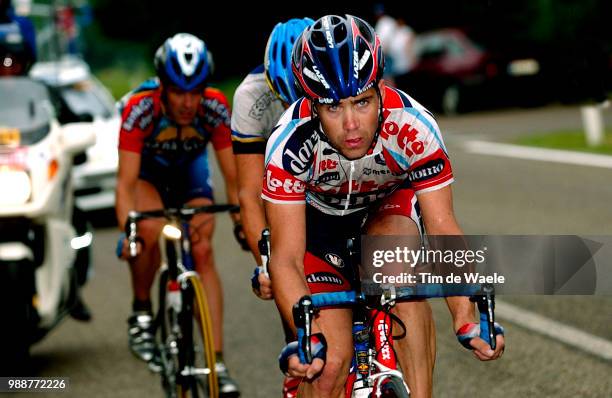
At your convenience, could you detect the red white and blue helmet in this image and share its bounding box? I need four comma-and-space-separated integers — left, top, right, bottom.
264, 17, 314, 104
292, 15, 384, 104
154, 33, 211, 91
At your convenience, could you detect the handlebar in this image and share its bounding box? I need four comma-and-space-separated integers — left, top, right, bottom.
126, 204, 239, 258
295, 283, 499, 354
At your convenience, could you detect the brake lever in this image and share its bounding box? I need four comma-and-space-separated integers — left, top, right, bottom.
127, 211, 138, 258
471, 283, 497, 350
258, 228, 271, 275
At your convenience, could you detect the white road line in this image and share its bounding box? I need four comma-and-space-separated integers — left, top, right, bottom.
496, 301, 612, 361
464, 140, 612, 169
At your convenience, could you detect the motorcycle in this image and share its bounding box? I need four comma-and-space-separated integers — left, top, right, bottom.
0, 77, 96, 374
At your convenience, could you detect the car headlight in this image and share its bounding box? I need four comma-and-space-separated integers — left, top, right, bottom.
0, 166, 31, 205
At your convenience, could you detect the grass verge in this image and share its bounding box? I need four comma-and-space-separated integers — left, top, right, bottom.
516, 129, 612, 155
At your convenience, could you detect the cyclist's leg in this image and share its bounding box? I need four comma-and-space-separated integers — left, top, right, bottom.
184, 153, 240, 396
299, 306, 353, 398
391, 299, 435, 398
301, 253, 353, 398
126, 179, 165, 362
300, 206, 363, 397
364, 187, 434, 398
129, 179, 165, 303
184, 151, 224, 352
186, 196, 222, 352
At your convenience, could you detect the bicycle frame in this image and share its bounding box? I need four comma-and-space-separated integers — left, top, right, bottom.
306, 290, 409, 398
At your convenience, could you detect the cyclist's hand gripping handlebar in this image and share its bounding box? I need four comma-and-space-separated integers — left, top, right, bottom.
251, 229, 272, 298
457, 283, 505, 350
293, 295, 327, 365
279, 295, 327, 375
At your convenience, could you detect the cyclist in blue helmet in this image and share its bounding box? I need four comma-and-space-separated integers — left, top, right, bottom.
154, 33, 211, 91
230, 17, 313, 398
116, 33, 241, 396
264, 15, 505, 397
264, 18, 314, 104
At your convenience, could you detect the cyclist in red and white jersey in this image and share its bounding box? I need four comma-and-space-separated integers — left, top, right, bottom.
263, 15, 505, 398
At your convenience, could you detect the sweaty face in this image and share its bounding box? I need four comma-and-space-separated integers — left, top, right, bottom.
165, 85, 204, 126
315, 81, 384, 160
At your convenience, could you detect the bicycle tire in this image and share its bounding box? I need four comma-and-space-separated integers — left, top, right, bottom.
177, 274, 219, 398
375, 374, 410, 398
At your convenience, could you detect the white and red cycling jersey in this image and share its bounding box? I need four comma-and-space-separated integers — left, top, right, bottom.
262, 85, 454, 217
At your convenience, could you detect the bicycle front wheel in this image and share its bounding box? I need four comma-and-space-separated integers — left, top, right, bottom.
375, 375, 410, 398
175, 274, 219, 398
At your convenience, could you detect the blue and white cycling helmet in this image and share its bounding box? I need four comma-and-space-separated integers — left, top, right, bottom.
264, 17, 314, 104
154, 33, 211, 91
292, 15, 384, 104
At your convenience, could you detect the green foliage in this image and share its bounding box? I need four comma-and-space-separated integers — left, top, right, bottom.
209, 77, 243, 108
516, 129, 612, 155
95, 64, 152, 100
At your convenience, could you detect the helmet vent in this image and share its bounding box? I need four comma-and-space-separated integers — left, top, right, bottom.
310, 30, 327, 50
333, 24, 348, 45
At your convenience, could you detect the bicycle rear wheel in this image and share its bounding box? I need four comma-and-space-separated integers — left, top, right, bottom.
375, 375, 410, 398
175, 274, 218, 398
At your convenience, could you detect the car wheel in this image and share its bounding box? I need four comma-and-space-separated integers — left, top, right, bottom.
441, 84, 461, 115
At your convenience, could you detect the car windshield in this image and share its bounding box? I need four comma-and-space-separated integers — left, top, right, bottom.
0, 77, 52, 146
58, 80, 115, 120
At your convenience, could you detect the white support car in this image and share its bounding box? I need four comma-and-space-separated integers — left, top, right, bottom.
30, 56, 119, 211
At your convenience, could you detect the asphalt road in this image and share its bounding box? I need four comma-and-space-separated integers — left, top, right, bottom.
16, 104, 612, 397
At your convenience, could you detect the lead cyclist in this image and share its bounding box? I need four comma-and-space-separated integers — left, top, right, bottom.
263, 15, 505, 398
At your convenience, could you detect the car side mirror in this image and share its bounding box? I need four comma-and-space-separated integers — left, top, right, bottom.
76, 113, 94, 123
61, 122, 96, 154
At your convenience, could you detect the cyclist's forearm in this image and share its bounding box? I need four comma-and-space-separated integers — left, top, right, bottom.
116, 150, 141, 231
224, 177, 239, 205
115, 182, 136, 231
215, 147, 240, 208
270, 258, 311, 333
444, 295, 475, 331
238, 192, 267, 264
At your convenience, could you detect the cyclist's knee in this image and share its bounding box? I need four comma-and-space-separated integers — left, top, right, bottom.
137, 219, 162, 250
366, 213, 420, 236
394, 299, 432, 317
192, 237, 213, 266
311, 355, 351, 396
